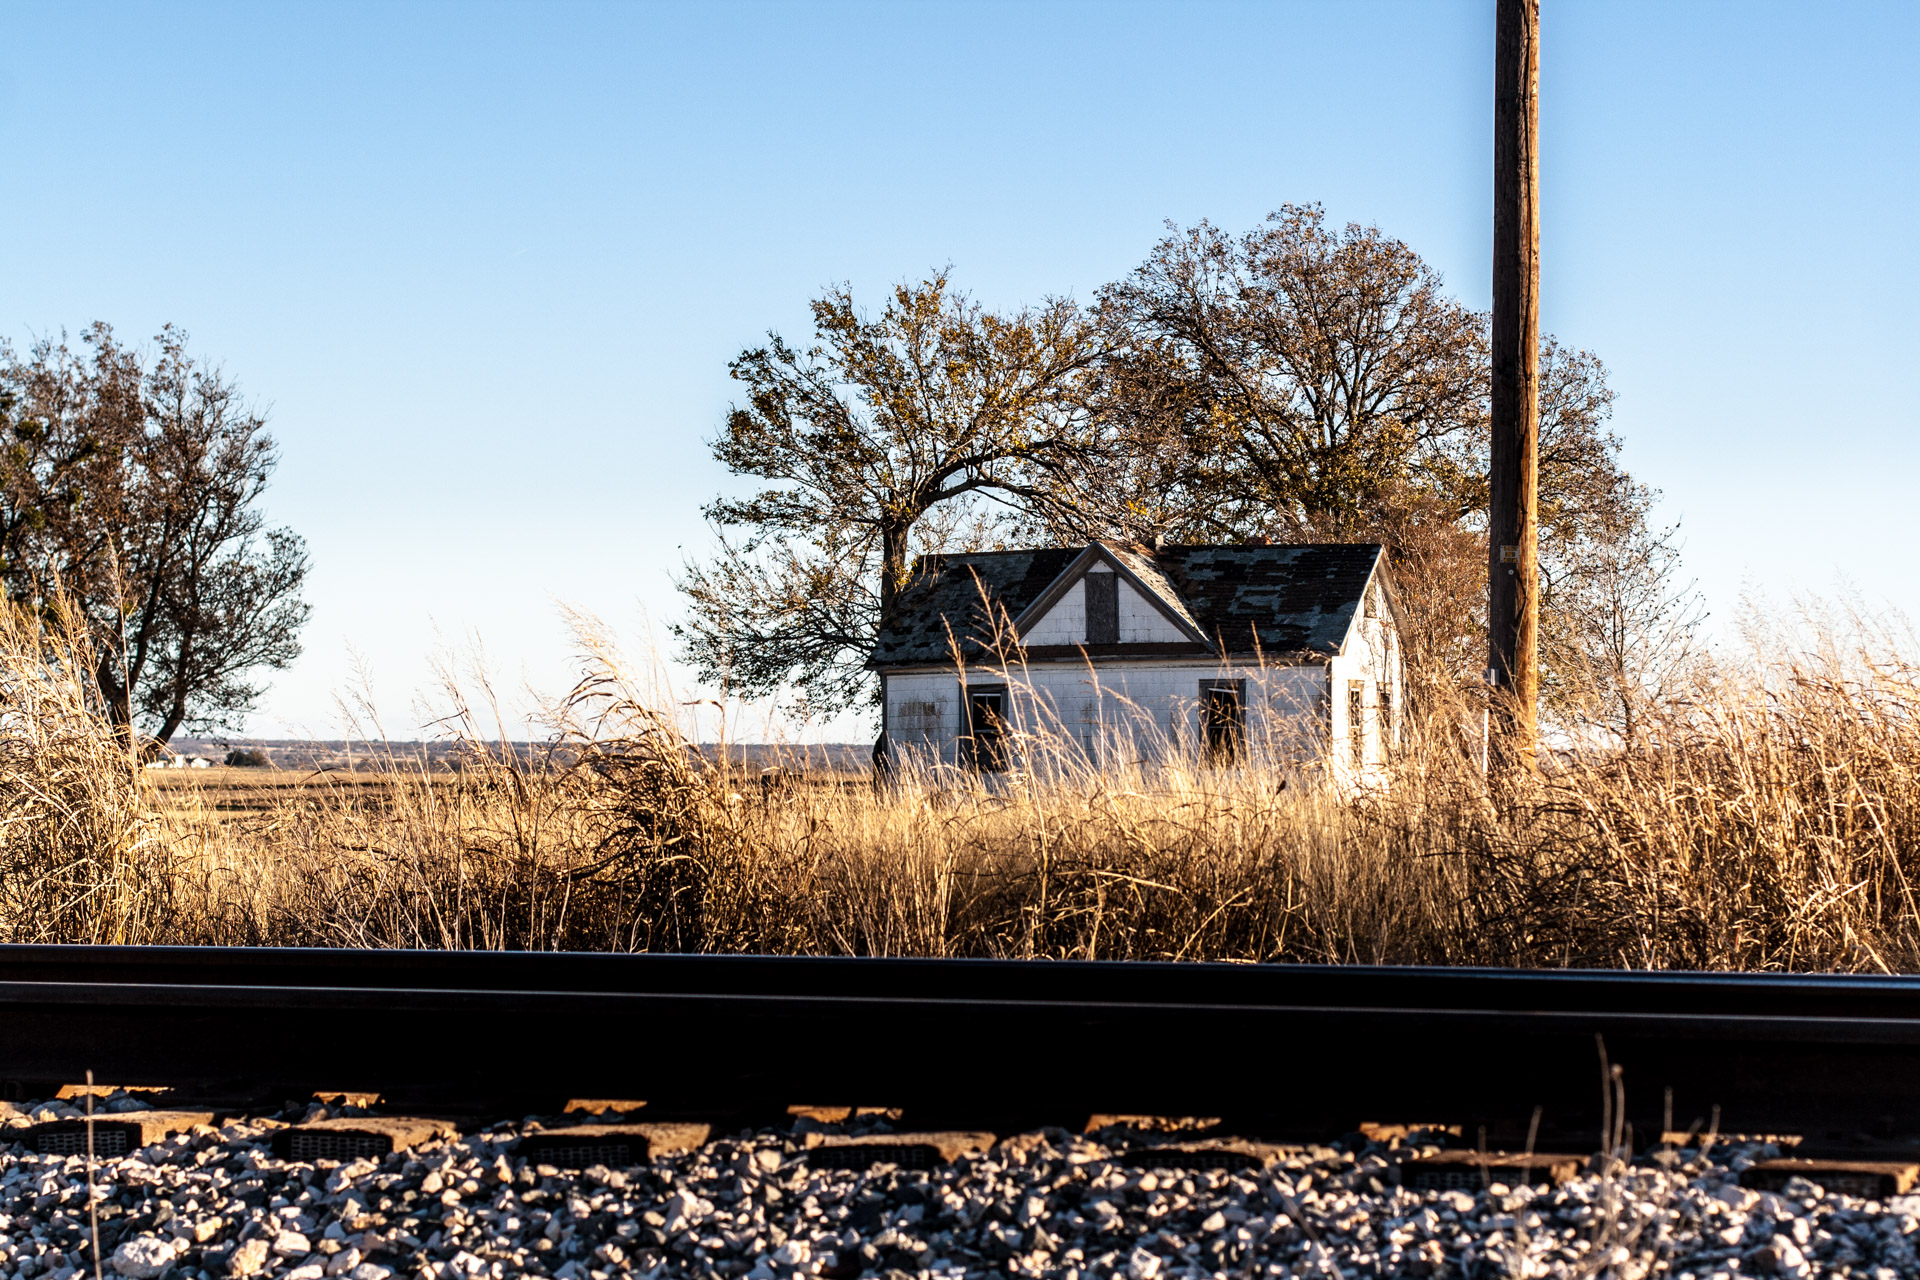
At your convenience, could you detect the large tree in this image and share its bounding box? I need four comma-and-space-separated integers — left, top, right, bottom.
1093, 205, 1490, 538
0, 324, 310, 750
1074, 207, 1673, 702
675, 273, 1103, 715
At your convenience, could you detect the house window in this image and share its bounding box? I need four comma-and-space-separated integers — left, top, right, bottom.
965, 688, 1010, 773
1085, 572, 1118, 645
1348, 680, 1367, 767
1201, 680, 1245, 764
1378, 681, 1393, 755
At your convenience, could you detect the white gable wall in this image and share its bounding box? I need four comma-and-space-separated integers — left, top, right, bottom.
1117, 578, 1188, 643
1324, 584, 1402, 791
1017, 564, 1191, 647
1020, 580, 1086, 645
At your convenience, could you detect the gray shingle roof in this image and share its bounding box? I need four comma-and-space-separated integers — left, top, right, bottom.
868, 548, 1081, 667
1156, 543, 1384, 656
868, 542, 1385, 667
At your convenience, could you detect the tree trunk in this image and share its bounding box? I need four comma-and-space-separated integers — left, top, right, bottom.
872, 521, 911, 777
1489, 0, 1542, 775
878, 522, 909, 622
94, 656, 145, 763
153, 699, 188, 750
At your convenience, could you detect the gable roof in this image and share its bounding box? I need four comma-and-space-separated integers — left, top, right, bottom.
1007, 542, 1210, 647
868, 541, 1387, 667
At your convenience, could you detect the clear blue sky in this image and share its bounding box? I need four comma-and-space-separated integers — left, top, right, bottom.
5, 2, 1917, 740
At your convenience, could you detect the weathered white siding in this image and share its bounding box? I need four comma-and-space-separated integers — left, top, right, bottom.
882, 672, 962, 757
884, 659, 1335, 772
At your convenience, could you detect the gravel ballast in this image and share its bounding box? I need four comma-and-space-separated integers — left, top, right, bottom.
0, 1097, 1914, 1279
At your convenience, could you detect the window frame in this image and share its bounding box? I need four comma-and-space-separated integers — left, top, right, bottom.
1378, 679, 1394, 757
963, 684, 1011, 773
1199, 678, 1246, 764
1348, 679, 1368, 768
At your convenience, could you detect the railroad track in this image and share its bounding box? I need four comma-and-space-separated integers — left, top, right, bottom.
3, 946, 1920, 1155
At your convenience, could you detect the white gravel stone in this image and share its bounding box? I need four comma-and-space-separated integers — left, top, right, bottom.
272, 1228, 312, 1256
0, 1097, 1917, 1280
108, 1235, 177, 1278
227, 1236, 271, 1276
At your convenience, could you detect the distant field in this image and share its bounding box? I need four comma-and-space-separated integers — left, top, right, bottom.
143, 766, 414, 819
142, 759, 872, 824
162, 738, 873, 772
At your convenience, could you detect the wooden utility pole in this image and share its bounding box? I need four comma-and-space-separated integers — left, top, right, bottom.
1489, 0, 1540, 771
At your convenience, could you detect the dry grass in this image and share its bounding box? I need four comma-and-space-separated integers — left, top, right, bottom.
12, 602, 1920, 969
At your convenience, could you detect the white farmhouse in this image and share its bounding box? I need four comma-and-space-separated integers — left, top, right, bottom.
870, 540, 1403, 790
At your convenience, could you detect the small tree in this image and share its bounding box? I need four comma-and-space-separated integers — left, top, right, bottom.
675, 273, 1102, 716
0, 324, 310, 751
1543, 501, 1705, 744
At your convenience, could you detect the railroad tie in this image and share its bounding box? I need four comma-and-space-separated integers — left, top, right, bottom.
1741, 1158, 1920, 1200
1084, 1114, 1221, 1135
804, 1131, 996, 1170
54, 1083, 172, 1104
1356, 1122, 1464, 1146
1401, 1151, 1584, 1191
517, 1122, 710, 1170
562, 1099, 648, 1116
272, 1116, 457, 1162
23, 1110, 217, 1159
1120, 1138, 1291, 1172
311, 1091, 382, 1109
789, 1106, 903, 1125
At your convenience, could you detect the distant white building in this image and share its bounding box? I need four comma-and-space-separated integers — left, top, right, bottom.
869, 540, 1403, 791
144, 754, 214, 769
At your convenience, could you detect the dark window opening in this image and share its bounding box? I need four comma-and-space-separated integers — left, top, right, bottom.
1201, 681, 1244, 764
966, 690, 1009, 772
1348, 680, 1367, 767
1085, 572, 1118, 645
1378, 681, 1393, 756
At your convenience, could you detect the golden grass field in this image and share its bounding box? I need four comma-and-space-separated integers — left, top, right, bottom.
6, 603, 1920, 969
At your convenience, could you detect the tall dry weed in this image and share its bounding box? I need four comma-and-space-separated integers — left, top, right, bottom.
1481, 606, 1920, 970
0, 602, 172, 942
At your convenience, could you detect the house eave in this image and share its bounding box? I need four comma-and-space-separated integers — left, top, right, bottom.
1329, 544, 1395, 657
871, 646, 1333, 673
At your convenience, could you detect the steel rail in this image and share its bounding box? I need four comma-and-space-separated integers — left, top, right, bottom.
2, 946, 1919, 1146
